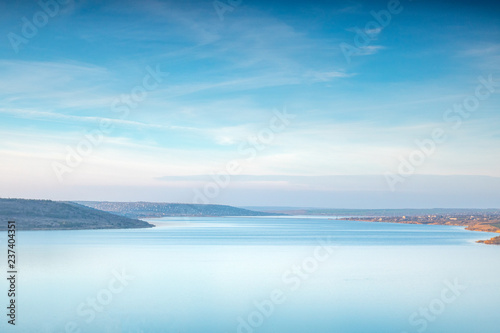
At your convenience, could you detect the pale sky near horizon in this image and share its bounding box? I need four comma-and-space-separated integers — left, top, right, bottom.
0, 0, 499, 207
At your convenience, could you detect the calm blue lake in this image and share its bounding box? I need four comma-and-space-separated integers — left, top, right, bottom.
1, 216, 499, 333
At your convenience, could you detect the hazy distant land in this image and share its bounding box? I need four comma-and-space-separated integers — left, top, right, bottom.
76, 201, 284, 219
246, 207, 500, 217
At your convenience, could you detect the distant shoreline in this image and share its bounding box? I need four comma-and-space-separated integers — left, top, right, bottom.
336, 217, 500, 245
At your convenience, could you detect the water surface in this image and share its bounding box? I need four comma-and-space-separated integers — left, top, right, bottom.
1, 216, 499, 333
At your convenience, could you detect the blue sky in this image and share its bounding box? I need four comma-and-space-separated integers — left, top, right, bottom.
0, 0, 499, 207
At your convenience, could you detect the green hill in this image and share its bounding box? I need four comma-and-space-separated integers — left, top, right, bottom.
0, 198, 154, 230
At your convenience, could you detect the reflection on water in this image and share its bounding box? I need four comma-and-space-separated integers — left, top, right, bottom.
1, 216, 499, 333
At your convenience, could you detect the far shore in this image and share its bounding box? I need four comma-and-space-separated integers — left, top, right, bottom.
336, 216, 500, 245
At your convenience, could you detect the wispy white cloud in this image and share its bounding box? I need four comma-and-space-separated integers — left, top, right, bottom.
0, 108, 195, 131
304, 70, 355, 82
356, 45, 385, 56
